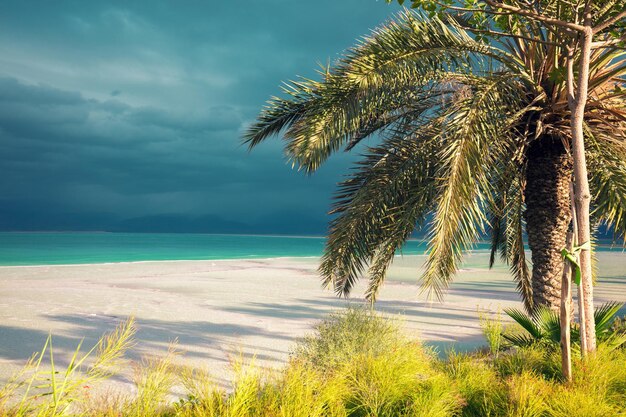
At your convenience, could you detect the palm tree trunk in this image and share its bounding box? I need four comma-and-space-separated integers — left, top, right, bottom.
524, 137, 572, 310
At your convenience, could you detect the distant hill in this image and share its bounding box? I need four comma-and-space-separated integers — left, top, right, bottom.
0, 207, 330, 236
0, 206, 620, 240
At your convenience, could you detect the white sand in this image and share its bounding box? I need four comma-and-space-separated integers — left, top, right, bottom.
0, 252, 624, 388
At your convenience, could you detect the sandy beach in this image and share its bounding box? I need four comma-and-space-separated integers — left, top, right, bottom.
1, 252, 624, 388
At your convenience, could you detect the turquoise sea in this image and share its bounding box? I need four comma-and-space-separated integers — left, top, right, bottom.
0, 232, 421, 266
0, 232, 622, 266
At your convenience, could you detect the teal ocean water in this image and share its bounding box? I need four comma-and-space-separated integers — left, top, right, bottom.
0, 232, 622, 266
0, 232, 418, 266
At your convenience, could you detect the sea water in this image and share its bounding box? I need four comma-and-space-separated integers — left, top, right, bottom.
0, 232, 621, 266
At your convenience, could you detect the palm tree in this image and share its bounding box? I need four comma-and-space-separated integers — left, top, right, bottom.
504, 302, 625, 349
244, 11, 626, 311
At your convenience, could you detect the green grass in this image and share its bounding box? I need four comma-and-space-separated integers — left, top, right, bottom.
1, 307, 625, 416
478, 309, 504, 357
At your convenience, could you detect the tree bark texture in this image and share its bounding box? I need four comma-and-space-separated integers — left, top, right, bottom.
525, 137, 573, 310
560, 229, 573, 381
560, 183, 576, 381
569, 24, 596, 353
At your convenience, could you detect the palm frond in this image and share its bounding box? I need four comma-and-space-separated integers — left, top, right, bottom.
488, 213, 504, 269
508, 303, 625, 348
594, 301, 625, 337
244, 11, 522, 173
243, 81, 315, 148
245, 8, 626, 309
419, 75, 526, 300
284, 84, 453, 172
335, 11, 517, 90
535, 307, 561, 344
486, 149, 533, 312
502, 333, 536, 347
586, 125, 626, 243
501, 178, 534, 313
365, 237, 408, 303
505, 306, 559, 346
504, 308, 542, 339
588, 49, 626, 93
319, 130, 439, 299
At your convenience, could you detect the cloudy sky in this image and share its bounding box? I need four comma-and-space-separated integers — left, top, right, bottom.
0, 1, 396, 233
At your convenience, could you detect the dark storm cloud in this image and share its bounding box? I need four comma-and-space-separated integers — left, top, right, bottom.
0, 1, 394, 232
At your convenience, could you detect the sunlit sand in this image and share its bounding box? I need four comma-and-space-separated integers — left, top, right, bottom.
1, 252, 624, 388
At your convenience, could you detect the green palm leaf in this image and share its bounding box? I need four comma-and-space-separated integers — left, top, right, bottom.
504, 308, 543, 339
486, 152, 533, 312
420, 75, 527, 299
245, 12, 519, 173
502, 333, 536, 348
535, 307, 561, 344
506, 303, 624, 348
245, 9, 626, 311
587, 127, 626, 243
320, 131, 439, 300
594, 301, 625, 337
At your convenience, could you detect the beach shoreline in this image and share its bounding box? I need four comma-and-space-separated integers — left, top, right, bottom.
0, 256, 322, 269
1, 253, 624, 388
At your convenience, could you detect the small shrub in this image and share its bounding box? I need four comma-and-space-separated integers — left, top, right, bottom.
547, 388, 622, 417
224, 355, 264, 417
342, 345, 433, 416
405, 374, 461, 417
266, 360, 347, 417
177, 367, 226, 416
505, 371, 550, 417
0, 317, 135, 417
3, 308, 625, 417
292, 307, 460, 417
479, 309, 505, 356
127, 344, 179, 416
569, 347, 626, 412
292, 307, 401, 373
446, 351, 507, 417
494, 345, 561, 380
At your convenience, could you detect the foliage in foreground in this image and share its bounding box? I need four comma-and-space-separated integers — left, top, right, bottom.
0, 317, 136, 416
502, 302, 626, 349
1, 308, 625, 417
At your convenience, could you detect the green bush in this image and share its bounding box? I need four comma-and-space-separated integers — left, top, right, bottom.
610, 315, 626, 335
0, 318, 136, 417
504, 371, 550, 417
3, 307, 626, 417
494, 345, 562, 380
478, 309, 505, 356
292, 307, 460, 417
568, 347, 626, 412
267, 360, 347, 417
503, 302, 626, 349
445, 351, 507, 417
291, 307, 403, 373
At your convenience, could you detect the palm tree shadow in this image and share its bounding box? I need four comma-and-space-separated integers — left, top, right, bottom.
0, 313, 295, 386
